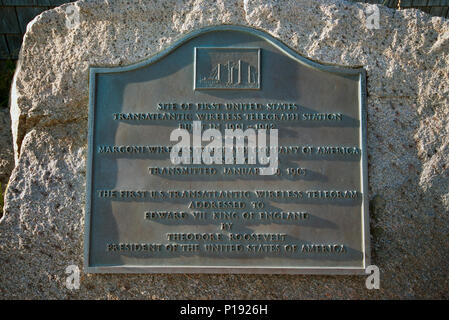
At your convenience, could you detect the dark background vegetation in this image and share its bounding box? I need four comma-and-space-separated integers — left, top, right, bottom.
0, 60, 15, 109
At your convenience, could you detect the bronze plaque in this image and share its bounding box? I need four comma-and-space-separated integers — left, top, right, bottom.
85, 25, 370, 274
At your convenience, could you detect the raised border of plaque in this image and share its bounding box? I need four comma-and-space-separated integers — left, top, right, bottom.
84, 25, 370, 274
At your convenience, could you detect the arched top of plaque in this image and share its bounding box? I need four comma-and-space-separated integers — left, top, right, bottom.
89, 24, 366, 82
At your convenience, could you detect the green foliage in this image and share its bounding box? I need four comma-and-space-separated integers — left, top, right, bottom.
0, 60, 16, 109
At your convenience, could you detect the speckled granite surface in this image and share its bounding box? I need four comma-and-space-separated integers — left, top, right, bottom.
1, 0, 448, 299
